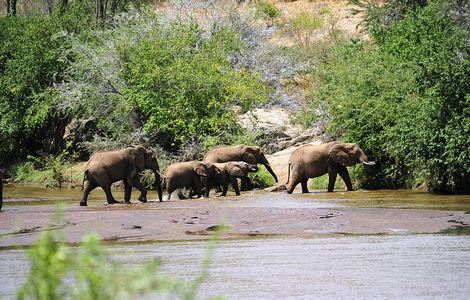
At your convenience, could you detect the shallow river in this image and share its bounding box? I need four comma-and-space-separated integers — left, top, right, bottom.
1, 235, 470, 299
1, 185, 470, 299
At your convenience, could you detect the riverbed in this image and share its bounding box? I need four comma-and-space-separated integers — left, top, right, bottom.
1, 184, 469, 298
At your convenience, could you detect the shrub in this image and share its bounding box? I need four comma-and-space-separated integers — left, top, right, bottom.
255, 1, 281, 25
287, 12, 323, 47
18, 211, 221, 299
123, 22, 270, 150
301, 0, 470, 193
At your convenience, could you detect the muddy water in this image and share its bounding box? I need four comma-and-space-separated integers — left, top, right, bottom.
3, 183, 470, 210
1, 235, 469, 299
1, 185, 470, 298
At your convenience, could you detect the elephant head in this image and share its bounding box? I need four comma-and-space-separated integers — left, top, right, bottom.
126, 145, 163, 202
240, 146, 278, 182
225, 161, 259, 177
192, 161, 214, 177
329, 143, 375, 167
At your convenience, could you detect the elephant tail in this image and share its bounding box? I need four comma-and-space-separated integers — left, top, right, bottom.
81, 170, 88, 191
286, 163, 292, 185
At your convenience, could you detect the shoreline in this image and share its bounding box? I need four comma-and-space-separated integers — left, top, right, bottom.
1, 188, 469, 248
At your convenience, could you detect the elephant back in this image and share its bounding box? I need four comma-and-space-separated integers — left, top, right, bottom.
204, 145, 244, 163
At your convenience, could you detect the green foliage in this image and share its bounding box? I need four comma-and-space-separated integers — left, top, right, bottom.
255, 1, 281, 25
301, 0, 470, 193
123, 22, 269, 150
287, 12, 323, 47
0, 15, 66, 166
249, 165, 276, 188
18, 211, 222, 299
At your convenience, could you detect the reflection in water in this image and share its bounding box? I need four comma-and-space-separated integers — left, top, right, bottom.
3, 184, 470, 211
1, 235, 469, 299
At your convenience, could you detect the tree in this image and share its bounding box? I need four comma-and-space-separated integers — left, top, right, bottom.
6, 0, 17, 16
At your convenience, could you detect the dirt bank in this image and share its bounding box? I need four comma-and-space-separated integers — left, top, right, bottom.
1, 187, 469, 248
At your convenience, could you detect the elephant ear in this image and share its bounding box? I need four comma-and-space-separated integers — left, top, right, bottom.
193, 163, 208, 177
241, 146, 258, 165
329, 143, 356, 166
127, 146, 146, 171
225, 162, 247, 177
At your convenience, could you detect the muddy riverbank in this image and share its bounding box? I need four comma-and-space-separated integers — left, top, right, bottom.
1, 185, 469, 248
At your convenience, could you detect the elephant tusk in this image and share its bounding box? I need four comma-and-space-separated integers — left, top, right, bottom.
362, 161, 376, 166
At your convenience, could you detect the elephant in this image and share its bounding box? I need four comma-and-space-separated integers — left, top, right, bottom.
204, 145, 278, 190
285, 142, 375, 194
80, 145, 163, 206
164, 161, 220, 200
204, 161, 259, 197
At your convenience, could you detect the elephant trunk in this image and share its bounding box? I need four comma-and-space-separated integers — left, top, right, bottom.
153, 170, 163, 202
260, 155, 278, 183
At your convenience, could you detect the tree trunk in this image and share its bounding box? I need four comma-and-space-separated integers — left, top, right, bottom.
97, 0, 106, 23
110, 0, 118, 15
45, 0, 54, 15
58, 0, 69, 15
7, 0, 17, 16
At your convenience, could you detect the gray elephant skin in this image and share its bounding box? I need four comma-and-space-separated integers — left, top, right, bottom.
286, 142, 375, 194
165, 161, 219, 200
204, 144, 278, 190
204, 161, 258, 197
80, 145, 163, 206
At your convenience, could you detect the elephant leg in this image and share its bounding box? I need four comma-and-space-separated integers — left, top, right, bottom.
219, 183, 228, 197
204, 181, 213, 198
178, 189, 187, 199
327, 165, 338, 192
230, 177, 240, 196
102, 184, 119, 205
191, 177, 202, 198
123, 179, 132, 204
80, 180, 97, 206
130, 178, 147, 203
240, 177, 252, 191
286, 174, 300, 194
338, 165, 353, 191
301, 179, 309, 193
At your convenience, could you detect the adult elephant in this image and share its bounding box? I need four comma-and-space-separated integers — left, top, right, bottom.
165, 161, 220, 200
204, 145, 278, 190
286, 142, 375, 194
204, 161, 258, 197
80, 145, 163, 206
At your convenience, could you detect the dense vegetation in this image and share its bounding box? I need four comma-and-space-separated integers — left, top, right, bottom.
302, 0, 469, 193
1, 0, 468, 194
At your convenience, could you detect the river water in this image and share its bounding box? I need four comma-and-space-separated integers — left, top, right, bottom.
1, 185, 470, 299
1, 235, 470, 299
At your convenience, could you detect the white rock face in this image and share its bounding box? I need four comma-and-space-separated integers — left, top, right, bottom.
238, 108, 303, 137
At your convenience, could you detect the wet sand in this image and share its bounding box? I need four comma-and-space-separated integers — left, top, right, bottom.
1, 185, 469, 248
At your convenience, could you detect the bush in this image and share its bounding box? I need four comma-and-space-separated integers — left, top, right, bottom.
255, 1, 281, 25
123, 22, 270, 150
301, 0, 470, 193
0, 15, 67, 166
287, 12, 323, 47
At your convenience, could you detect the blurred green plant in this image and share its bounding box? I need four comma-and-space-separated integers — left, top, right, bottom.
18, 209, 223, 299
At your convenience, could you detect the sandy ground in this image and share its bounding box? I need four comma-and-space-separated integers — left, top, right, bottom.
1, 189, 469, 248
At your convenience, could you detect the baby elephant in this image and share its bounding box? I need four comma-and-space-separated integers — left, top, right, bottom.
165, 161, 219, 200
204, 161, 258, 197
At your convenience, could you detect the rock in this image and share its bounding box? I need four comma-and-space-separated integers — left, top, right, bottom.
63, 118, 98, 160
